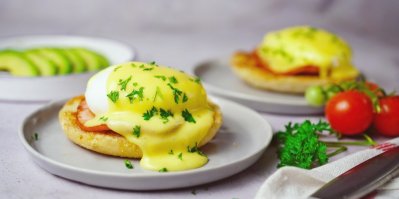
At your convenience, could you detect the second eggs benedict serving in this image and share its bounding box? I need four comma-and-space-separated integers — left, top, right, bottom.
59, 62, 222, 172
231, 26, 360, 93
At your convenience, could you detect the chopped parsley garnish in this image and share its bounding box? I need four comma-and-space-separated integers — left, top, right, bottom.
190, 77, 201, 84
132, 125, 141, 138
167, 83, 187, 104
159, 168, 168, 172
33, 133, 38, 141
159, 108, 174, 123
178, 152, 183, 160
124, 160, 133, 169
182, 93, 188, 103
147, 61, 157, 66
107, 91, 119, 103
154, 75, 167, 81
139, 64, 145, 68
168, 150, 174, 155
130, 63, 137, 67
182, 109, 196, 123
126, 87, 144, 103
133, 82, 138, 87
153, 87, 163, 102
118, 76, 132, 91
143, 106, 158, 120
99, 116, 108, 122
114, 65, 122, 71
187, 143, 206, 156
143, 67, 154, 71
168, 76, 178, 84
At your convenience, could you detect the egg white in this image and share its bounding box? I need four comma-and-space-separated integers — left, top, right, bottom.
85, 65, 117, 115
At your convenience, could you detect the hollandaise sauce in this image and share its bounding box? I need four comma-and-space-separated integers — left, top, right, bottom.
257, 26, 359, 80
85, 62, 215, 171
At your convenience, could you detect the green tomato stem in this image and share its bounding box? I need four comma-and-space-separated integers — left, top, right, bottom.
327, 146, 348, 157
323, 134, 377, 147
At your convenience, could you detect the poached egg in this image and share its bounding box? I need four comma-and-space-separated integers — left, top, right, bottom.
84, 62, 216, 171
256, 26, 359, 80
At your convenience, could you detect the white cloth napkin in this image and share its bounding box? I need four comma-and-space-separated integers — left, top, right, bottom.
255, 138, 399, 199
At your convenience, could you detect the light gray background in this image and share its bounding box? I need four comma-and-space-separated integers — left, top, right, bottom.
1, 0, 399, 198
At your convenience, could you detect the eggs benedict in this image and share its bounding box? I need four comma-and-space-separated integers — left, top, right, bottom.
231, 26, 360, 93
59, 62, 222, 171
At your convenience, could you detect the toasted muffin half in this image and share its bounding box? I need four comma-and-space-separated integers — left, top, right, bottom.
59, 96, 222, 158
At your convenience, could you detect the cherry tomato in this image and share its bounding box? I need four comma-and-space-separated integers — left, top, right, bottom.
365, 81, 384, 97
373, 96, 399, 137
326, 90, 374, 135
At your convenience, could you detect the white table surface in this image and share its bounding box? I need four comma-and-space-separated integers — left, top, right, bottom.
1, 1, 399, 198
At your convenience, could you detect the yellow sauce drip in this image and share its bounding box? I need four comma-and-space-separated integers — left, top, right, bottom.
86, 62, 214, 171
256, 26, 359, 80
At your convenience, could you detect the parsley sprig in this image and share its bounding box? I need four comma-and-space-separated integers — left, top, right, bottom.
143, 106, 158, 120
277, 120, 376, 169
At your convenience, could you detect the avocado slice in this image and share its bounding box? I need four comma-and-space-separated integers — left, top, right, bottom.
34, 48, 73, 75
95, 52, 110, 68
71, 48, 107, 71
62, 49, 87, 73
24, 50, 58, 76
0, 50, 39, 76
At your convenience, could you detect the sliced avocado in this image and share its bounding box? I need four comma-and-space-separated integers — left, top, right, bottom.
0, 50, 39, 77
34, 48, 73, 75
94, 52, 110, 68
24, 50, 58, 76
71, 48, 106, 71
62, 49, 87, 73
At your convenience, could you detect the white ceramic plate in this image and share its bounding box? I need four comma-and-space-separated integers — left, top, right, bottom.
193, 59, 323, 114
0, 35, 135, 102
19, 96, 273, 190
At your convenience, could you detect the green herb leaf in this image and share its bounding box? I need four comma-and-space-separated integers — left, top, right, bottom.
99, 116, 108, 122
124, 160, 133, 169
182, 109, 196, 123
168, 76, 178, 84
153, 86, 163, 102
276, 120, 330, 169
178, 152, 183, 160
143, 106, 158, 120
126, 87, 144, 103
187, 143, 206, 156
154, 75, 167, 81
107, 91, 119, 103
182, 93, 188, 103
118, 76, 132, 91
130, 63, 137, 67
114, 65, 122, 71
167, 83, 183, 104
132, 125, 141, 138
143, 67, 154, 71
159, 108, 174, 123
34, 133, 38, 141
147, 61, 157, 66
159, 167, 168, 172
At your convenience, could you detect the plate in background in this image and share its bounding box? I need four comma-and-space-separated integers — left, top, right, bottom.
194, 59, 323, 114
0, 35, 135, 102
19, 96, 273, 190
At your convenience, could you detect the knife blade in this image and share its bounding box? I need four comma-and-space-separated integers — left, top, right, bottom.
310, 146, 399, 199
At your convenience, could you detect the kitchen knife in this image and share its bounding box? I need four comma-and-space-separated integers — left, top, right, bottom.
310, 146, 399, 199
